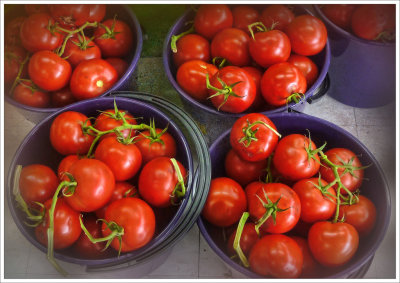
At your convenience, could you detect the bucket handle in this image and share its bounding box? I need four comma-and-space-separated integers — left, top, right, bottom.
306, 73, 331, 105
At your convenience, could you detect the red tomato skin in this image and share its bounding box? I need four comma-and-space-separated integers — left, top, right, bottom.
173, 34, 211, 68
287, 54, 319, 86
291, 236, 321, 278
64, 36, 102, 68
292, 178, 336, 223
321, 4, 357, 30
202, 177, 247, 227
25, 4, 49, 15
49, 4, 90, 28
261, 4, 295, 31
249, 234, 303, 278
232, 5, 260, 34
194, 4, 233, 40
176, 59, 218, 102
5, 16, 26, 47
261, 62, 307, 106
272, 134, 320, 181
88, 4, 106, 23
35, 198, 81, 250
94, 108, 137, 140
13, 82, 50, 108
19, 164, 58, 209
211, 28, 251, 67
4, 46, 27, 84
50, 111, 94, 156
308, 221, 359, 267
103, 197, 155, 252
227, 222, 259, 256
105, 57, 129, 79
338, 195, 376, 236
242, 66, 266, 111
57, 154, 80, 181
51, 87, 77, 108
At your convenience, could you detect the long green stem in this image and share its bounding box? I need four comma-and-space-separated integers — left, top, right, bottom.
170, 25, 195, 53
233, 212, 250, 267
171, 158, 186, 199
9, 53, 30, 95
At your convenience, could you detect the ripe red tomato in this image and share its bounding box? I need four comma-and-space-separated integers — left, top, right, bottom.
230, 113, 279, 162
28, 50, 72, 92
246, 182, 301, 234
50, 111, 94, 156
321, 4, 357, 30
202, 177, 247, 227
103, 197, 155, 252
13, 81, 50, 108
35, 198, 81, 250
5, 16, 26, 47
19, 164, 58, 209
25, 4, 48, 15
208, 66, 256, 113
94, 108, 137, 140
249, 234, 303, 278
292, 178, 336, 223
64, 158, 115, 212
87, 4, 106, 23
49, 4, 90, 28
319, 148, 364, 194
138, 157, 187, 208
20, 13, 62, 52
308, 221, 359, 267
291, 236, 321, 278
242, 66, 266, 111
57, 154, 80, 181
172, 34, 210, 68
4, 46, 27, 84
232, 5, 260, 34
227, 222, 259, 257
260, 4, 295, 31
285, 15, 327, 56
94, 136, 142, 181
211, 28, 251, 67
94, 19, 133, 58
105, 57, 129, 79
51, 87, 77, 107
194, 4, 233, 40
273, 134, 321, 181
176, 59, 218, 102
64, 35, 102, 67
70, 58, 118, 100
338, 195, 376, 236
287, 54, 319, 86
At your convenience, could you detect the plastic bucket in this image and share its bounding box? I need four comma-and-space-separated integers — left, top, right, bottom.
313, 5, 395, 108
198, 112, 391, 278
4, 4, 143, 124
6, 93, 211, 276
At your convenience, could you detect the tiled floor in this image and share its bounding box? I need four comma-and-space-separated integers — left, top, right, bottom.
2, 58, 397, 280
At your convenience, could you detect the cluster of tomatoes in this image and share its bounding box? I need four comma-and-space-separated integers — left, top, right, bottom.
202, 113, 376, 278
15, 104, 186, 274
171, 4, 327, 113
4, 4, 133, 108
321, 4, 395, 42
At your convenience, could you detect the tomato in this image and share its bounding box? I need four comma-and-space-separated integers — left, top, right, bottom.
28, 50, 72, 92
138, 157, 186, 208
64, 158, 115, 212
105, 57, 129, 79
95, 181, 138, 219
13, 81, 50, 108
172, 34, 210, 68
94, 136, 142, 181
211, 28, 251, 66
57, 154, 80, 181
64, 35, 102, 67
319, 148, 364, 194
242, 66, 266, 111
35, 198, 81, 250
230, 113, 279, 162
308, 221, 359, 267
176, 59, 218, 102
287, 54, 319, 87
292, 178, 336, 223
227, 222, 259, 257
51, 87, 77, 107
232, 5, 260, 34
208, 66, 256, 113
351, 4, 395, 41
260, 62, 307, 106
285, 15, 327, 56
87, 4, 106, 23
20, 13, 62, 52
135, 128, 177, 165
5, 46, 27, 84
50, 111, 94, 156
94, 108, 137, 140
291, 236, 320, 278
70, 58, 118, 100
338, 195, 376, 236
25, 4, 48, 15
5, 16, 26, 47
273, 134, 320, 181
224, 149, 268, 187
246, 182, 301, 234
103, 197, 155, 252
19, 164, 58, 209
260, 4, 295, 31
194, 4, 233, 40
94, 18, 133, 58
249, 28, 291, 68
321, 4, 357, 30
49, 4, 90, 28
249, 234, 303, 278
202, 177, 247, 227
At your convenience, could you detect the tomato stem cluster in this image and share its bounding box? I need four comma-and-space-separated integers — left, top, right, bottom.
170, 25, 195, 53
239, 120, 281, 148
205, 73, 243, 110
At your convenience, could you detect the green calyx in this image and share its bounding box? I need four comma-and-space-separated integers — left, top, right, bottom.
238, 119, 281, 148
138, 119, 168, 146
98, 15, 121, 40
205, 73, 243, 111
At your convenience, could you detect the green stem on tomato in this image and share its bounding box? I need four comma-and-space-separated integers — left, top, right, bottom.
9, 53, 30, 95
233, 212, 250, 267
170, 25, 195, 53
170, 158, 186, 202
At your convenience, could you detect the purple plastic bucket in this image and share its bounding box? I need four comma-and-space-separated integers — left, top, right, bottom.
4, 4, 143, 124
6, 94, 211, 274
163, 4, 331, 119
313, 5, 395, 108
198, 112, 391, 278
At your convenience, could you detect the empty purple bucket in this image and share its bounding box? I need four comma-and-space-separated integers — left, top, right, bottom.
198, 112, 391, 278
4, 4, 143, 124
313, 5, 395, 108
